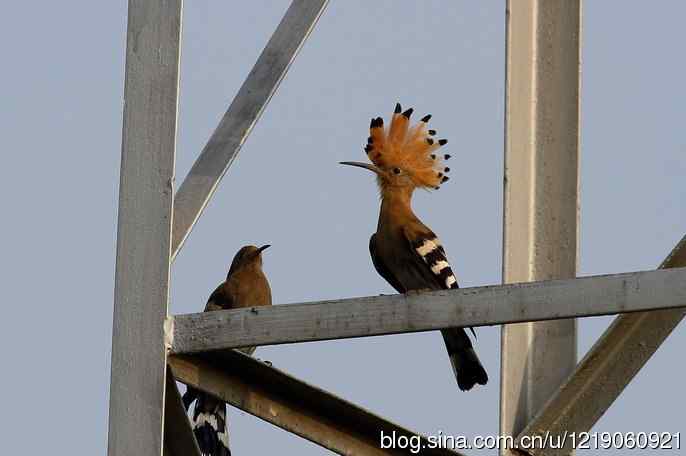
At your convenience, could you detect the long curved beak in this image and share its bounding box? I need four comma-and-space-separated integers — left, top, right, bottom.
258, 244, 271, 253
339, 161, 381, 175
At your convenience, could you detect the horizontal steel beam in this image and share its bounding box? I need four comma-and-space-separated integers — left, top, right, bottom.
169, 350, 463, 456
171, 0, 329, 261
515, 235, 686, 456
169, 267, 686, 354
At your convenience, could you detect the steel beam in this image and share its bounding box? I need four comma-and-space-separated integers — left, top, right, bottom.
164, 371, 201, 456
170, 0, 329, 261
500, 1, 582, 452
515, 235, 686, 456
169, 350, 463, 456
107, 1, 182, 455
169, 267, 686, 354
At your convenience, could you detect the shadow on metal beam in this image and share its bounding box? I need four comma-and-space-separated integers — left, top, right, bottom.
170, 350, 465, 456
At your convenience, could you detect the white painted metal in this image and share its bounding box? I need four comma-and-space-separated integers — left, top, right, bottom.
107, 1, 182, 455
171, 0, 329, 261
516, 236, 686, 456
500, 1, 582, 452
169, 267, 686, 354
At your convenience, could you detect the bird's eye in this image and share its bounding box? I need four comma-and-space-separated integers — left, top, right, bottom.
393, 167, 401, 175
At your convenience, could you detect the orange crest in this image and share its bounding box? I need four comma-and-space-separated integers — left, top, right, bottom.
364, 103, 451, 189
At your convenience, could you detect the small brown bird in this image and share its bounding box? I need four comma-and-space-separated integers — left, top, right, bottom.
341, 103, 488, 391
182, 244, 272, 456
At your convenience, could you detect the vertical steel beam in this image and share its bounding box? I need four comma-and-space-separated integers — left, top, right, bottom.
500, 1, 582, 452
108, 1, 182, 455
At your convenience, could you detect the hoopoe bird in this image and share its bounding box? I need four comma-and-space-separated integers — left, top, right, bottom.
341, 103, 488, 391
182, 244, 272, 456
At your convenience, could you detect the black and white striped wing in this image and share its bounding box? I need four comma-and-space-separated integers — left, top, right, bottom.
192, 395, 231, 456
405, 230, 476, 338
406, 232, 459, 290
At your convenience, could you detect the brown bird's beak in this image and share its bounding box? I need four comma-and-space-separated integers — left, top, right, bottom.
258, 244, 271, 253
339, 161, 381, 175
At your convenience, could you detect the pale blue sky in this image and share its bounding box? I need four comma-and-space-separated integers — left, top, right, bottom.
0, 1, 684, 454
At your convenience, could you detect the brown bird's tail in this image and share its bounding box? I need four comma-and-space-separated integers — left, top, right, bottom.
182, 387, 231, 456
441, 328, 488, 391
